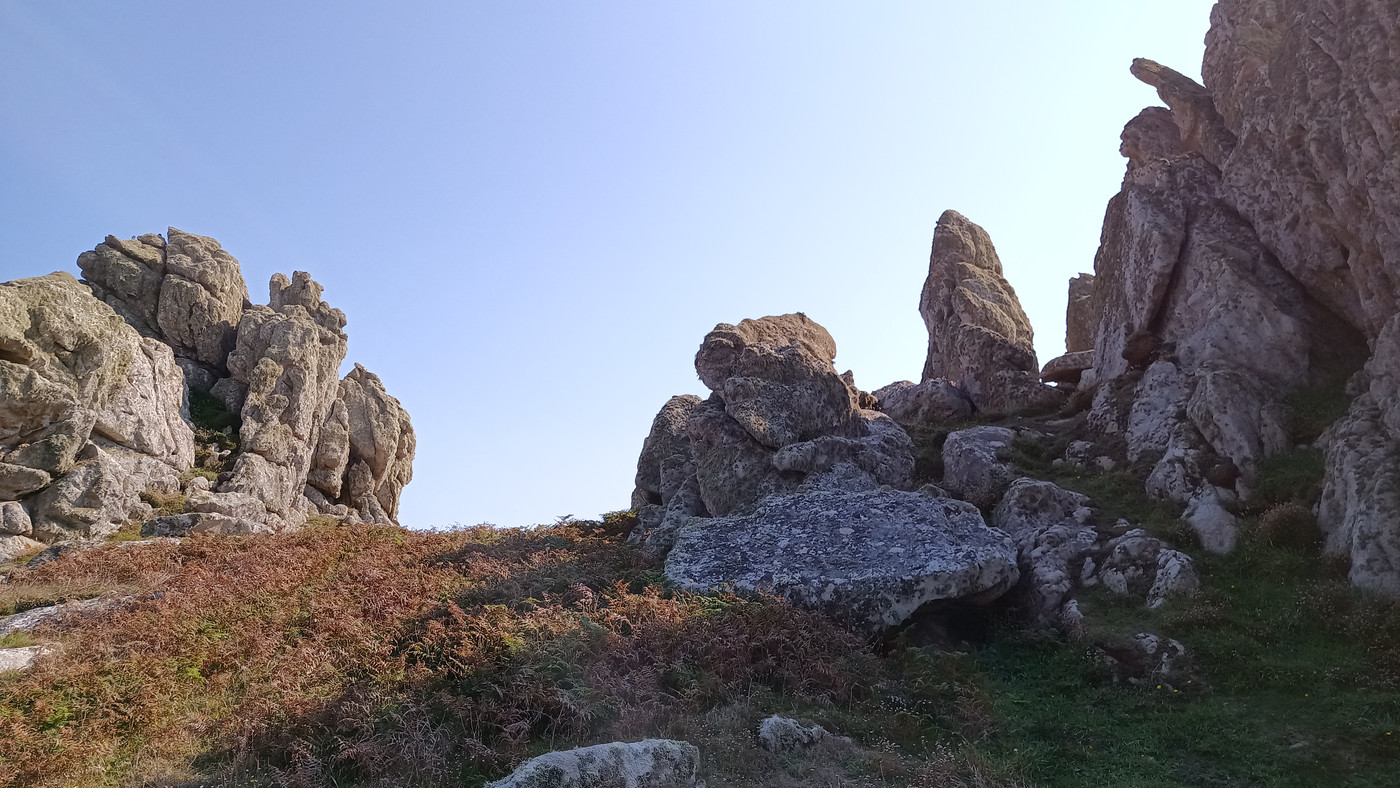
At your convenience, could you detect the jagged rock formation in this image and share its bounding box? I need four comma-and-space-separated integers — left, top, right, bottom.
0, 230, 415, 547
1071, 0, 1400, 590
633, 314, 1020, 625
919, 210, 1061, 414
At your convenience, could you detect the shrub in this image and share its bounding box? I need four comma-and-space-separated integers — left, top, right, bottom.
0, 520, 874, 787
1256, 503, 1320, 550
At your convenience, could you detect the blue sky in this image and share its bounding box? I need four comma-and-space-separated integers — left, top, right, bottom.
0, 1, 1217, 528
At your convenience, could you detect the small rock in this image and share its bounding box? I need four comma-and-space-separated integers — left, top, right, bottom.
758, 715, 832, 753
0, 644, 55, 672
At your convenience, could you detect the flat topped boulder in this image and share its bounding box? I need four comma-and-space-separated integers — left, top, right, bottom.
664, 486, 1019, 628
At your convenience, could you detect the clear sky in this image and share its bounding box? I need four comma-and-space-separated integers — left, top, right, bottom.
0, 1, 1217, 528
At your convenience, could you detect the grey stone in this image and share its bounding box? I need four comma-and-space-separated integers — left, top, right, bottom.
1098, 529, 1200, 608
757, 716, 832, 753
486, 739, 700, 788
0, 462, 50, 500
664, 486, 1019, 629
696, 314, 862, 448
0, 534, 44, 563
770, 410, 914, 490
872, 379, 973, 429
0, 501, 31, 535
941, 426, 1017, 501
1040, 351, 1095, 386
1182, 488, 1239, 555
0, 645, 55, 673
1066, 273, 1097, 353
208, 272, 348, 530
919, 210, 1061, 414
305, 364, 416, 525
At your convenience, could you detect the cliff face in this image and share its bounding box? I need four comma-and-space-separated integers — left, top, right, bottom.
1080, 0, 1400, 591
0, 230, 414, 548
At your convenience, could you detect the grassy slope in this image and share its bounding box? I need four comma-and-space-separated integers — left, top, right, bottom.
1, 386, 1397, 786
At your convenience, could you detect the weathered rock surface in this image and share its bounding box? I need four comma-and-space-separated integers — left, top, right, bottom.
486, 739, 701, 788
632, 395, 705, 509
1075, 0, 1399, 586
79, 229, 250, 372
919, 210, 1060, 414
872, 379, 973, 429
4, 231, 416, 545
758, 716, 834, 753
632, 314, 920, 567
0, 535, 44, 563
0, 645, 54, 673
1200, 0, 1400, 337
305, 364, 416, 525
665, 486, 1019, 628
1066, 273, 1097, 353
0, 501, 31, 535
1319, 315, 1400, 594
1091, 529, 1200, 609
195, 272, 348, 529
0, 272, 195, 541
991, 478, 1096, 624
696, 314, 862, 447
940, 426, 1017, 502
1039, 351, 1095, 386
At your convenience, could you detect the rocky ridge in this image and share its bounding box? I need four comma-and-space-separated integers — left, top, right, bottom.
0, 229, 414, 551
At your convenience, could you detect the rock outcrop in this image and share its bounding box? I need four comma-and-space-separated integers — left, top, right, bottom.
0, 230, 416, 547
919, 210, 1061, 414
635, 314, 1021, 625
631, 314, 915, 552
1067, 0, 1399, 586
0, 272, 193, 541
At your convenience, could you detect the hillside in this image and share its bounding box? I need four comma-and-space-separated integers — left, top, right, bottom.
2, 0, 1399, 785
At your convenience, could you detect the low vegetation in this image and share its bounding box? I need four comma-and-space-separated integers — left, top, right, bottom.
1, 392, 1396, 786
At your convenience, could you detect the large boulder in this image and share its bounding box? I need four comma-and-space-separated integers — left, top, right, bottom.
872, 379, 973, 430
195, 272, 349, 529
1082, 89, 1366, 552
486, 739, 701, 788
305, 364, 416, 525
78, 228, 250, 373
918, 210, 1061, 414
0, 272, 194, 542
695, 314, 862, 447
991, 478, 1096, 624
665, 486, 1019, 629
1200, 0, 1400, 337
940, 426, 1017, 503
631, 394, 705, 509
634, 314, 917, 532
